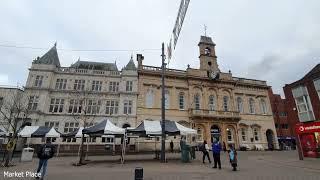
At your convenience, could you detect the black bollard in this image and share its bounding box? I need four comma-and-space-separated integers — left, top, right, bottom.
135, 167, 143, 180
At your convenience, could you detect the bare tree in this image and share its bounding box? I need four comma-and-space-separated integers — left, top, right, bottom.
68, 88, 99, 165
0, 88, 30, 167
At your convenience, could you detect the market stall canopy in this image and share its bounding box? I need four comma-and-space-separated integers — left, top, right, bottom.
62, 127, 88, 138
18, 126, 61, 138
128, 120, 197, 136
0, 129, 6, 136
82, 119, 125, 135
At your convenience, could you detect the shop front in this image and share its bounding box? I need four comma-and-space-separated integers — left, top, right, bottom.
295, 121, 320, 158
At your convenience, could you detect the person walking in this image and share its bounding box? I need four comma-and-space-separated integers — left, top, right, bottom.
212, 139, 222, 169
201, 140, 211, 164
170, 140, 174, 153
227, 144, 238, 171
36, 138, 56, 179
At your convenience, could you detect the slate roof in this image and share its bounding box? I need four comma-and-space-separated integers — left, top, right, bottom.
33, 43, 60, 67
302, 63, 320, 80
70, 60, 118, 71
198, 36, 215, 46
123, 56, 137, 71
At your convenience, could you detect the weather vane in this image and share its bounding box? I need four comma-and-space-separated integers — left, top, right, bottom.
204, 24, 207, 36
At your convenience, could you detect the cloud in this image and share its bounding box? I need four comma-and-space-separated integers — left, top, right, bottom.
0, 74, 9, 84
247, 54, 280, 79
0, 0, 320, 97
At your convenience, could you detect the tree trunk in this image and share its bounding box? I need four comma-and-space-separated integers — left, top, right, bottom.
78, 134, 85, 165
4, 149, 12, 167
4, 137, 16, 167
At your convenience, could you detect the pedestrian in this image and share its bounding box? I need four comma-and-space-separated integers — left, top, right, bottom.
227, 144, 238, 171
36, 138, 56, 179
212, 139, 222, 169
223, 141, 227, 152
170, 140, 174, 153
201, 140, 211, 164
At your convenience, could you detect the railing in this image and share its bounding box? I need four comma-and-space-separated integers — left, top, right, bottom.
142, 65, 186, 74
233, 77, 267, 86
57, 67, 120, 76
190, 109, 240, 118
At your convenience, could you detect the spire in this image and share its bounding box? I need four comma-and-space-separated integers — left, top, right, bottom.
33, 43, 60, 67
123, 56, 137, 71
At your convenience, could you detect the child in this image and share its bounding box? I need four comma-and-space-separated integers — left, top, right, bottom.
228, 144, 237, 171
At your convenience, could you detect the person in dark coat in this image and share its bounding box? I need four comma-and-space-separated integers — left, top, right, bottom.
170, 140, 174, 153
201, 140, 211, 164
36, 138, 56, 179
212, 139, 222, 169
227, 144, 238, 171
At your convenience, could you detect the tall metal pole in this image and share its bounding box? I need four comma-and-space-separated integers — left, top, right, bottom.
160, 42, 166, 163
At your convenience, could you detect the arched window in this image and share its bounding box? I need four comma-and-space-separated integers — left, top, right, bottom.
260, 99, 267, 115
179, 92, 185, 110
145, 89, 154, 108
226, 127, 234, 142
194, 94, 200, 110
204, 47, 211, 55
253, 128, 260, 141
241, 128, 247, 142
249, 98, 255, 114
165, 90, 170, 109
223, 96, 229, 111
237, 97, 243, 113
209, 95, 215, 111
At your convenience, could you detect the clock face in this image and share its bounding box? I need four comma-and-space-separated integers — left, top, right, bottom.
208, 71, 219, 80
210, 71, 217, 79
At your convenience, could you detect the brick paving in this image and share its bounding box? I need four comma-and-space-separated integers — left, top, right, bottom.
1, 150, 320, 180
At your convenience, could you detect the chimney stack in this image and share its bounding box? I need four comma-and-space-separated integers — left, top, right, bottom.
137, 54, 144, 69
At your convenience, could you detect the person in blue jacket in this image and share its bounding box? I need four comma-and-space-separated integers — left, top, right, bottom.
212, 138, 222, 169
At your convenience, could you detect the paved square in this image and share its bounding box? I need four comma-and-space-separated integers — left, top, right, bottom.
1, 151, 320, 180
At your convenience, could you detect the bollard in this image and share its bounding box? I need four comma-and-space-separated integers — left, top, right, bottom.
134, 167, 143, 180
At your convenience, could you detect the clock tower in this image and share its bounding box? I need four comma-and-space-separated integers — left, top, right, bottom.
198, 36, 220, 73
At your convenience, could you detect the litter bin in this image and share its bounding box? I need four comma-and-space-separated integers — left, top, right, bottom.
181, 144, 190, 163
21, 147, 34, 162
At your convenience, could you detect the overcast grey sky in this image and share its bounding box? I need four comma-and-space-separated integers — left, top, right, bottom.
0, 0, 319, 96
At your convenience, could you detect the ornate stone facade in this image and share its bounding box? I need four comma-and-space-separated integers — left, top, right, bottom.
137, 36, 278, 150
24, 45, 138, 145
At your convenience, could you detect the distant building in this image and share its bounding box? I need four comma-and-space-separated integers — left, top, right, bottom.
0, 85, 26, 132
137, 35, 278, 150
24, 44, 138, 144
283, 64, 320, 157
268, 88, 295, 149
0, 86, 27, 150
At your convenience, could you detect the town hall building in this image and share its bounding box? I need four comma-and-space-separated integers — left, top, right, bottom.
136, 35, 278, 150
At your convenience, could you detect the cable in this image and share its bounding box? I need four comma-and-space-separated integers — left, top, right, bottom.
0, 44, 161, 52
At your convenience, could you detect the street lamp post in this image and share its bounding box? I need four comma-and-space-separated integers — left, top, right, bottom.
160, 43, 166, 163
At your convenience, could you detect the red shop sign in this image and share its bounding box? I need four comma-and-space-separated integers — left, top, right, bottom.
295, 121, 320, 134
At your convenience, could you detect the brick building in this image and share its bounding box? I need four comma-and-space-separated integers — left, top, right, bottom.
283, 64, 320, 157
268, 88, 295, 149
283, 64, 320, 131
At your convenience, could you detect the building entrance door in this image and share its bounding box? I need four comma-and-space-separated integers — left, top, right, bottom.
211, 125, 221, 143
266, 129, 274, 150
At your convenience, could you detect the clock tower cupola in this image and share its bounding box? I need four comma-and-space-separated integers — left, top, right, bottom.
198, 36, 220, 73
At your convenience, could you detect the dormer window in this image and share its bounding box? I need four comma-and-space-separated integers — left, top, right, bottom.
204, 47, 211, 55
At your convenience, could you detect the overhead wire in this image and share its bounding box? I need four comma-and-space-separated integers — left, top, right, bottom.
0, 44, 161, 52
